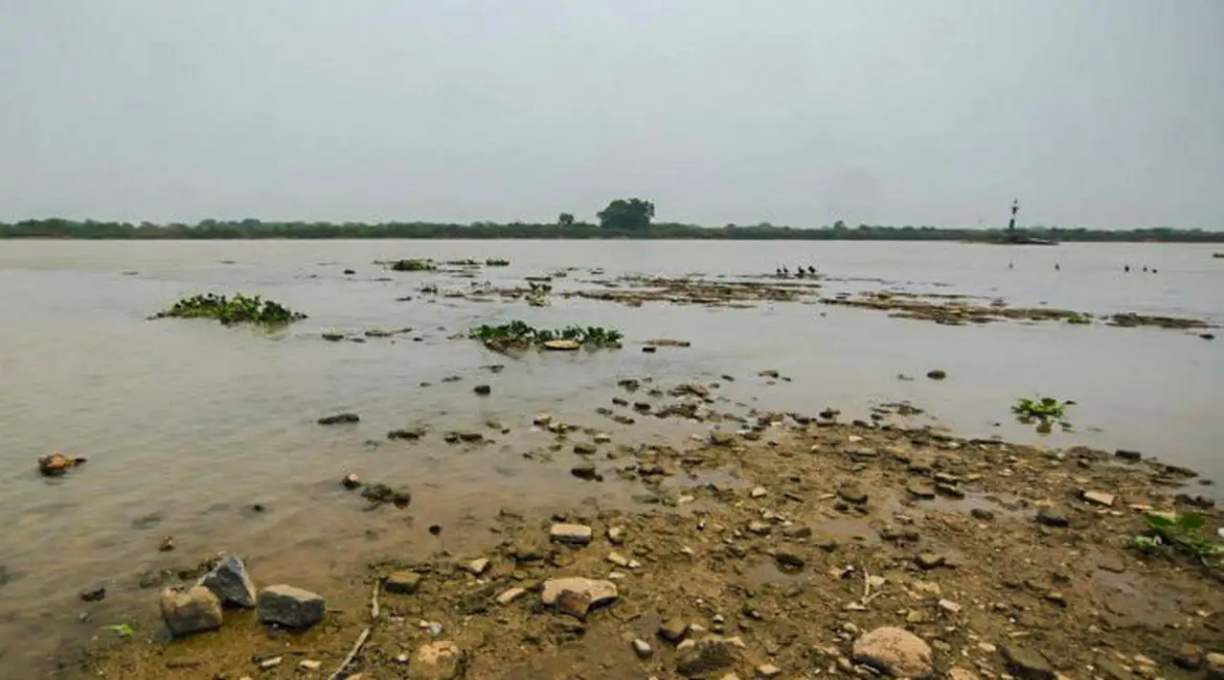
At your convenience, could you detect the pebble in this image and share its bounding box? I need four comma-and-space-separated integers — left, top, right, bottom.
1035, 508, 1070, 528
409, 641, 463, 680
756, 665, 783, 679
750, 486, 768, 498
79, 584, 106, 603
464, 558, 490, 576
939, 599, 962, 614
633, 639, 654, 658
259, 656, 284, 669
385, 571, 423, 594
607, 526, 626, 545
1082, 490, 1116, 507
659, 618, 690, 642
299, 659, 322, 671
550, 523, 593, 545
496, 587, 526, 605
915, 553, 946, 570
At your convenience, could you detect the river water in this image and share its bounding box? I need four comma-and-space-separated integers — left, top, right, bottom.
1, 239, 1221, 674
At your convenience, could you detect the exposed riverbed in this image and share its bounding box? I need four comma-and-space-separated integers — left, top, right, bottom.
0, 239, 1221, 676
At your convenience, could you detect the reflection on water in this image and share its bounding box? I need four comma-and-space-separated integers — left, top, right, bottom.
0, 239, 1221, 674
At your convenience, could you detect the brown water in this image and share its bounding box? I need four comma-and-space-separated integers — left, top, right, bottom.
1, 239, 1222, 674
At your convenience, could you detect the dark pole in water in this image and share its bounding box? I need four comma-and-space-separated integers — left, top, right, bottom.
1008, 198, 1019, 232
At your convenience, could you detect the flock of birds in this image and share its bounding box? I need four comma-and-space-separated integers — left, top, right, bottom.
775, 265, 818, 278
1011, 263, 1159, 273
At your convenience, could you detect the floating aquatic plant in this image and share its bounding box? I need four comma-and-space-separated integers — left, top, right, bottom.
153, 293, 306, 326
388, 258, 437, 272
471, 321, 623, 352
1129, 512, 1223, 565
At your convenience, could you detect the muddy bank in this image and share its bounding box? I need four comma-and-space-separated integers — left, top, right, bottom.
80, 407, 1223, 680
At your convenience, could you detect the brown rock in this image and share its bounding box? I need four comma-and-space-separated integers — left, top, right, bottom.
999, 644, 1055, 680
408, 641, 464, 680
852, 626, 934, 679
159, 585, 223, 637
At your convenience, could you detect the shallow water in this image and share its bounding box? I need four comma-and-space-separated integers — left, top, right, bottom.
0, 239, 1221, 673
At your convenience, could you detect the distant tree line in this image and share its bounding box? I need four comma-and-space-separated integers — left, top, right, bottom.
1, 199, 1221, 242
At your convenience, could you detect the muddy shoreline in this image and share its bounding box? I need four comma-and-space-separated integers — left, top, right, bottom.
78, 384, 1224, 680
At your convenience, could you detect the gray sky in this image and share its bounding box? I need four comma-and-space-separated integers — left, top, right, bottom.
1, 0, 1221, 229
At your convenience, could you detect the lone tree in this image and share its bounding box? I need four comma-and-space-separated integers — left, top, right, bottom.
597, 198, 655, 230
558, 212, 575, 227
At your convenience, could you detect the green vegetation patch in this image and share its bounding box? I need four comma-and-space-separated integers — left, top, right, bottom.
388, 258, 437, 272
1130, 512, 1223, 565
154, 293, 306, 326
1012, 396, 1069, 420
471, 320, 623, 352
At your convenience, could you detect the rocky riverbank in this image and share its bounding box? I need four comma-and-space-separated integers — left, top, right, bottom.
80, 406, 1224, 680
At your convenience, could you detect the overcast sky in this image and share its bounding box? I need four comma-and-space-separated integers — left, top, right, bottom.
1, 1, 1221, 229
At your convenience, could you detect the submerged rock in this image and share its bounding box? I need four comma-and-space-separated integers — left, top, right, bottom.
159, 585, 223, 637
317, 413, 360, 425
256, 584, 325, 629
199, 555, 257, 608
38, 453, 87, 477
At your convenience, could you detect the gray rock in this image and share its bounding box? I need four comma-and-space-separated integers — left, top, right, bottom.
999, 644, 1055, 680
852, 626, 934, 679
571, 462, 598, 480
915, 553, 946, 570
199, 555, 257, 608
774, 551, 806, 569
256, 584, 325, 629
317, 413, 359, 425
159, 585, 223, 637
385, 570, 422, 594
79, 584, 106, 602
837, 484, 868, 505
540, 577, 618, 611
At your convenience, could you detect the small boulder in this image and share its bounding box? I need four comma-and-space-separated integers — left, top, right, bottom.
852, 626, 934, 679
256, 584, 325, 629
540, 577, 618, 616
409, 641, 465, 680
79, 584, 106, 602
159, 585, 223, 637
659, 618, 690, 642
473, 384, 491, 396
199, 555, 257, 608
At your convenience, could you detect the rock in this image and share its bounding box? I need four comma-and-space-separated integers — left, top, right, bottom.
543, 339, 580, 351
1082, 490, 1115, 507
199, 555, 257, 608
915, 553, 946, 570
750, 486, 768, 498
540, 577, 618, 617
496, 587, 526, 605
757, 664, 783, 679
549, 523, 593, 545
999, 644, 1055, 680
948, 669, 979, 680
676, 636, 742, 677
926, 369, 947, 380
361, 483, 412, 508
606, 526, 626, 545
747, 521, 772, 536
709, 430, 736, 446
79, 584, 106, 602
571, 462, 598, 480
782, 524, 812, 539
473, 384, 491, 396
38, 453, 87, 477
970, 508, 995, 521
342, 473, 361, 489
387, 427, 426, 441
1035, 508, 1070, 527
260, 656, 284, 669
385, 571, 422, 594
1175, 644, 1204, 670
837, 484, 868, 505
907, 482, 936, 499
574, 442, 598, 455
852, 626, 934, 679
659, 618, 690, 642
774, 551, 806, 569
159, 585, 223, 637
1205, 653, 1224, 680
299, 659, 322, 671
633, 638, 654, 658
1114, 449, 1143, 462
317, 413, 359, 425
256, 585, 325, 629
464, 558, 490, 576
408, 641, 464, 680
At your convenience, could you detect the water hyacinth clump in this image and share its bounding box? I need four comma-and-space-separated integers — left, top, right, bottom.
388, 258, 437, 272
471, 320, 623, 352
154, 293, 306, 326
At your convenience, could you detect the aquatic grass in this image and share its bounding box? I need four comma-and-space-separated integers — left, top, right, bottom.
471, 321, 623, 352
154, 293, 306, 326
1012, 396, 1069, 420
1129, 512, 1224, 566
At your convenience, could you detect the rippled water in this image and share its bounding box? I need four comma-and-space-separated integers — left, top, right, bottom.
1, 239, 1221, 674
